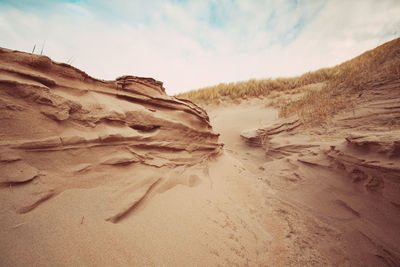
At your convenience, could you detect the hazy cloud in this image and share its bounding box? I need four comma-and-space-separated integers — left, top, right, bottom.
0, 0, 399, 94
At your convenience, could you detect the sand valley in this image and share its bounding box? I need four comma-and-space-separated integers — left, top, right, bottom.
0, 39, 400, 266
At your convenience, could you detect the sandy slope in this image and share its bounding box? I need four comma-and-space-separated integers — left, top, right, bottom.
1, 46, 399, 266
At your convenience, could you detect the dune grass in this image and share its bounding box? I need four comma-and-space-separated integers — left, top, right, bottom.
176, 68, 333, 104
278, 38, 399, 124
279, 87, 350, 125
176, 38, 400, 124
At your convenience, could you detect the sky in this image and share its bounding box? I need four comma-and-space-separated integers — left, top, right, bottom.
0, 0, 399, 95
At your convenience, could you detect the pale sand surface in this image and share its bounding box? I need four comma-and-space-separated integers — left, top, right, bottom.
1, 47, 399, 266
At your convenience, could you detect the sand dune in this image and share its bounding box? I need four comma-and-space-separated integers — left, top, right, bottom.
1, 43, 400, 266
0, 47, 231, 266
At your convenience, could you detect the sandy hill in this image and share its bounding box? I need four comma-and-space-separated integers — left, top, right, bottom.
178, 38, 400, 120
0, 38, 399, 266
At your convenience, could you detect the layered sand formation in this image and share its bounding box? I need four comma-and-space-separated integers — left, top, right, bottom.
0, 48, 222, 221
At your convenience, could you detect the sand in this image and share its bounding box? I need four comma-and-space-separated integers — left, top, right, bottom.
0, 47, 399, 266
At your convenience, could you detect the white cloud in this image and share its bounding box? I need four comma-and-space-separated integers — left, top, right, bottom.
0, 0, 399, 95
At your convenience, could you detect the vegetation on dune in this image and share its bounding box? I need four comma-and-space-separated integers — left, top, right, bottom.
279, 38, 399, 125
279, 88, 349, 125
176, 38, 400, 125
176, 68, 333, 104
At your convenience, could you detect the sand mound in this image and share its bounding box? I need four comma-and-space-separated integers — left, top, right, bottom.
0, 47, 222, 224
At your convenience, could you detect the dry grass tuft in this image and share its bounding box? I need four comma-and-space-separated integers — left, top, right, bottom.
279, 86, 350, 126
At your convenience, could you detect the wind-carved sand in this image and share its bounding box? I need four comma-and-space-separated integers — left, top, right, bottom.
0, 47, 222, 217
0, 39, 399, 266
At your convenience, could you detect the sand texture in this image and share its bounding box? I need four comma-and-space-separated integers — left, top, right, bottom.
1, 45, 400, 266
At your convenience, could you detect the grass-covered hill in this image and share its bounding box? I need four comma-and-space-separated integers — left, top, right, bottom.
176, 38, 400, 124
